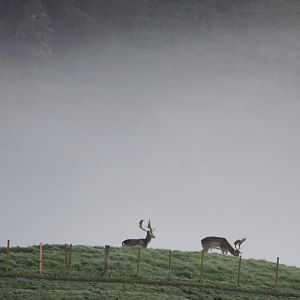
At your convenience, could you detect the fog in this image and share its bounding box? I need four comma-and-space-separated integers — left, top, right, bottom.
1, 3, 300, 267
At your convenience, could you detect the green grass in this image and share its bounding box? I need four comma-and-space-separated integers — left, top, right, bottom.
0, 245, 299, 299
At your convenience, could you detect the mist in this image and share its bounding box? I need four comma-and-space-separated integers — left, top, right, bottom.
1, 1, 300, 267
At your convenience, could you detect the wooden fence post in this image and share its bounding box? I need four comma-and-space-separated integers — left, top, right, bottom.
64, 244, 68, 270
68, 244, 72, 272
103, 245, 110, 276
237, 255, 242, 287
6, 240, 10, 273
275, 257, 279, 287
168, 250, 172, 280
39, 242, 43, 274
136, 247, 141, 276
199, 250, 204, 283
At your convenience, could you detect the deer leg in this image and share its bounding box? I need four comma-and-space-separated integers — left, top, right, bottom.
221, 248, 228, 255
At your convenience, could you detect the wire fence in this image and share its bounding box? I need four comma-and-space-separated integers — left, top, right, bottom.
1, 240, 297, 296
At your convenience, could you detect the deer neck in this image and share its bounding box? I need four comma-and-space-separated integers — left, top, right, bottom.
227, 243, 237, 256
144, 231, 152, 245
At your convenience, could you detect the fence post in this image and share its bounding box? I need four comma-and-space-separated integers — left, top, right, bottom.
6, 240, 10, 273
136, 247, 141, 276
275, 257, 279, 287
199, 250, 204, 283
103, 245, 110, 276
168, 250, 172, 280
237, 255, 242, 287
64, 244, 68, 270
68, 244, 72, 272
39, 242, 43, 274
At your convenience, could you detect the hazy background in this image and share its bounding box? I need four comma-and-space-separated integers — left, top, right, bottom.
1, 1, 300, 267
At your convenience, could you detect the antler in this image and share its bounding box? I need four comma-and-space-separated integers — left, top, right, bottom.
139, 219, 148, 232
147, 219, 155, 232
139, 219, 156, 232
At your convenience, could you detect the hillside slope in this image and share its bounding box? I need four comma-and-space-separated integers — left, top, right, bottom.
0, 245, 299, 299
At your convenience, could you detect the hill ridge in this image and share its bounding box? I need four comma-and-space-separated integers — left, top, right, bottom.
1, 245, 299, 299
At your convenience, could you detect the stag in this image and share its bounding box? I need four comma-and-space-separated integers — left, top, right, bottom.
122, 219, 155, 248
201, 236, 241, 256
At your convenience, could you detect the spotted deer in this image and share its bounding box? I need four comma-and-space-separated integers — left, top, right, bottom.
234, 237, 246, 250
201, 236, 240, 256
122, 219, 156, 248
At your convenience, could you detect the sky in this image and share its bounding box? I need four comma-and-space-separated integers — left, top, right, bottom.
1, 5, 300, 268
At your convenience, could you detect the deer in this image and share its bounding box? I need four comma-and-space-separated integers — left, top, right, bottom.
122, 219, 156, 248
201, 236, 241, 256
234, 237, 246, 250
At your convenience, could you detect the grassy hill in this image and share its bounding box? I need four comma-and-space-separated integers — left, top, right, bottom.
0, 245, 299, 299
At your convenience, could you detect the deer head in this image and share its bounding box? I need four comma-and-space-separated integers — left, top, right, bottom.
234, 249, 242, 256
139, 219, 156, 239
